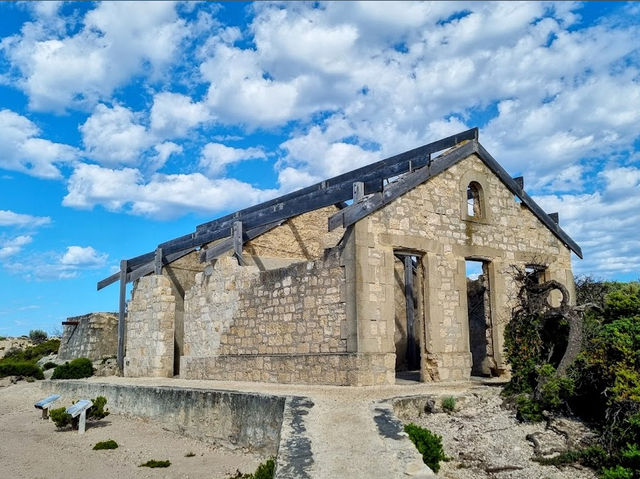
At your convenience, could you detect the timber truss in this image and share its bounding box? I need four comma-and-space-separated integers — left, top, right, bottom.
97, 128, 582, 370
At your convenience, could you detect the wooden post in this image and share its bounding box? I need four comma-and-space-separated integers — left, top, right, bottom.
352, 182, 364, 202
232, 221, 246, 266
117, 259, 127, 374
154, 247, 163, 275
404, 255, 418, 370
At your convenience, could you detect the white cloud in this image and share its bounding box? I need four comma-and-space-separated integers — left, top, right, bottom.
80, 104, 153, 167
0, 210, 51, 228
0, 235, 32, 259
199, 143, 266, 177
150, 92, 210, 137
63, 163, 277, 219
0, 109, 77, 178
152, 141, 183, 171
1, 1, 190, 112
60, 246, 107, 268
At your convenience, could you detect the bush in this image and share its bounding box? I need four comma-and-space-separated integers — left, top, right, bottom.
404, 423, 447, 473
43, 361, 57, 370
50, 407, 72, 429
226, 458, 275, 479
2, 338, 60, 363
52, 358, 94, 379
0, 360, 44, 379
441, 396, 456, 413
88, 396, 109, 420
93, 440, 118, 450
140, 460, 171, 468
601, 466, 634, 479
29, 329, 48, 344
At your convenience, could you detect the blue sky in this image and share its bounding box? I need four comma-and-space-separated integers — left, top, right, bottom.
0, 1, 639, 336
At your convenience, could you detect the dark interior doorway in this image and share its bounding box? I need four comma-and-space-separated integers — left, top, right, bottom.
394, 253, 421, 380
465, 259, 493, 377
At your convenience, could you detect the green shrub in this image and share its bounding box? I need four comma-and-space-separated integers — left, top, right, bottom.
441, 396, 456, 413
533, 446, 608, 469
52, 358, 94, 379
43, 361, 57, 370
1, 338, 59, 364
404, 423, 447, 473
0, 360, 44, 379
88, 396, 109, 420
226, 458, 275, 479
601, 465, 634, 479
50, 407, 72, 429
93, 439, 118, 450
536, 363, 575, 411
514, 394, 543, 422
185, 451, 196, 457
29, 329, 48, 344
139, 460, 171, 468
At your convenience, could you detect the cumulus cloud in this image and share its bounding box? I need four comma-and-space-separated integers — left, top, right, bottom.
150, 92, 210, 137
0, 1, 190, 112
63, 163, 277, 219
60, 246, 107, 267
199, 143, 266, 177
0, 209, 51, 228
0, 109, 77, 178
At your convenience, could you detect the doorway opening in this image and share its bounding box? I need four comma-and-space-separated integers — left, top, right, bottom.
394, 252, 422, 381
465, 259, 495, 377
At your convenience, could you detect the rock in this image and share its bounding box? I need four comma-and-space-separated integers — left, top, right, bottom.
547, 416, 597, 449
93, 357, 118, 376
527, 430, 568, 457
36, 354, 62, 369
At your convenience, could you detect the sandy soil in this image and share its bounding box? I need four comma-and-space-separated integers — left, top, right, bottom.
0, 381, 262, 479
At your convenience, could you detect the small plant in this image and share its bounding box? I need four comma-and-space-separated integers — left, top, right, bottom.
601, 466, 634, 479
140, 459, 171, 468
50, 407, 72, 429
441, 396, 456, 413
514, 394, 543, 422
52, 357, 94, 379
29, 329, 48, 344
185, 451, 196, 457
226, 458, 275, 479
88, 396, 109, 420
404, 423, 447, 473
93, 439, 118, 450
43, 361, 57, 370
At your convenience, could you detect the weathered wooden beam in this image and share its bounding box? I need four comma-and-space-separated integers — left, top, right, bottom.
97, 271, 119, 291
117, 259, 127, 374
232, 221, 245, 266
154, 247, 163, 275
329, 141, 476, 231
200, 220, 284, 263
116, 129, 479, 271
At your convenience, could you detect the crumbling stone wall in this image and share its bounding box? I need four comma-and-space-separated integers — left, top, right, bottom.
124, 275, 175, 377
58, 312, 118, 361
357, 152, 575, 382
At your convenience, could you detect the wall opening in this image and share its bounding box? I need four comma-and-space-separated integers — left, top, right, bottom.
466, 181, 482, 217
465, 259, 494, 377
394, 253, 422, 381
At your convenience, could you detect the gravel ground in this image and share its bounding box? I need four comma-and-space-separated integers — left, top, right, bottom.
401, 386, 598, 479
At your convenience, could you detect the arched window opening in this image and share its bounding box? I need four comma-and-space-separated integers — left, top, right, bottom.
467, 182, 482, 217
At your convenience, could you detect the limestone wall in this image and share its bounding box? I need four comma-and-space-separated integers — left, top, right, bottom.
124, 275, 175, 377
356, 152, 575, 382
58, 312, 118, 361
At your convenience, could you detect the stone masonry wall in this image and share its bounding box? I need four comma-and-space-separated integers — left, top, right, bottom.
124, 275, 175, 377
356, 151, 575, 382
179, 250, 385, 385
58, 312, 118, 361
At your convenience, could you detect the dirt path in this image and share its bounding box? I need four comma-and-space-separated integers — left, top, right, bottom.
0, 381, 261, 479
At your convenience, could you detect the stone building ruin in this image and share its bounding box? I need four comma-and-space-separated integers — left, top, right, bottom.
97, 128, 581, 386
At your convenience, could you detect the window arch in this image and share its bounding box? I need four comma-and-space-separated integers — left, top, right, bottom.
466, 181, 483, 218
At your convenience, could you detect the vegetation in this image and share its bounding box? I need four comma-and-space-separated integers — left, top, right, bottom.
50, 407, 73, 429
50, 396, 109, 430
0, 338, 60, 380
185, 451, 196, 457
43, 361, 57, 370
404, 423, 447, 473
93, 440, 118, 450
139, 460, 171, 468
29, 329, 48, 344
52, 358, 94, 379
0, 361, 44, 379
226, 458, 275, 479
504, 276, 640, 478
441, 396, 457, 413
